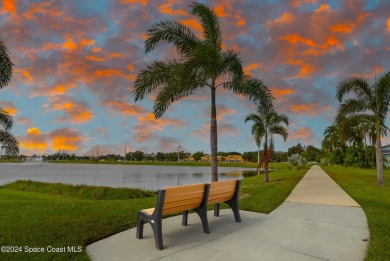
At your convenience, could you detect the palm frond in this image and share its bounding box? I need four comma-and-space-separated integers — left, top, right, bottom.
145, 20, 199, 55
133, 60, 180, 102
270, 125, 288, 141
336, 77, 373, 103
152, 63, 204, 118
220, 49, 243, 78
337, 98, 371, 117
0, 130, 19, 155
223, 75, 274, 108
0, 40, 13, 89
190, 3, 222, 49
244, 113, 260, 123
270, 112, 289, 126
0, 108, 13, 130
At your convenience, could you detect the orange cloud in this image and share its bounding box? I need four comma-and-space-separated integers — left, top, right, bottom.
214, 5, 226, 17
216, 105, 237, 120
287, 58, 315, 78
95, 69, 123, 78
159, 0, 187, 16
1, 0, 17, 15
281, 35, 316, 47
290, 127, 314, 140
292, 0, 316, 7
270, 87, 294, 97
47, 97, 94, 124
80, 39, 94, 47
245, 63, 260, 71
0, 101, 17, 116
290, 103, 318, 113
19, 127, 49, 152
315, 4, 330, 13
128, 64, 134, 72
331, 23, 354, 33
180, 19, 202, 32
267, 13, 293, 25
287, 103, 331, 116
49, 128, 83, 151
120, 0, 147, 6
87, 52, 121, 62
387, 18, 390, 31
235, 12, 246, 28
14, 69, 34, 83
133, 113, 186, 142
62, 35, 77, 50
46, 84, 76, 96
102, 100, 145, 116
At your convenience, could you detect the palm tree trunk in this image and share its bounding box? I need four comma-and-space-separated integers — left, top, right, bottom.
376, 120, 384, 186
257, 145, 260, 175
210, 82, 218, 182
264, 137, 269, 182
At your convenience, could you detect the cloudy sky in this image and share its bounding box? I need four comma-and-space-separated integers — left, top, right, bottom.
0, 0, 389, 156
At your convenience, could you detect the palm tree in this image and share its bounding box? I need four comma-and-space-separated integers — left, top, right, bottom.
0, 39, 19, 156
245, 106, 288, 182
336, 71, 390, 186
133, 3, 273, 181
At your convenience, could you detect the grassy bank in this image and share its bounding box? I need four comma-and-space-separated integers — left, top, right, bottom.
322, 165, 390, 261
0, 163, 306, 260
47, 159, 263, 168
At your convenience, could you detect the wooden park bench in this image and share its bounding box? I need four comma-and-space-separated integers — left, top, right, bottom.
136, 183, 210, 250
182, 179, 242, 226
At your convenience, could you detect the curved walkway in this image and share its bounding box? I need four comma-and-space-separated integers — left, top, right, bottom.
87, 165, 369, 261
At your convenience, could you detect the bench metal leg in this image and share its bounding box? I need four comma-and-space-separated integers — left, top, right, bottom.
214, 203, 220, 217
182, 210, 188, 226
194, 207, 210, 233
226, 199, 241, 222
151, 219, 164, 250
136, 212, 145, 239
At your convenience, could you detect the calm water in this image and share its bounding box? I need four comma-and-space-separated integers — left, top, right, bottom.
0, 162, 256, 190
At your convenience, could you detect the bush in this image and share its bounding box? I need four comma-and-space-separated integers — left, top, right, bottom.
320, 157, 330, 166
288, 154, 308, 170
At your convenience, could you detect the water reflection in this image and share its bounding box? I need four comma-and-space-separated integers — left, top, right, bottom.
0, 163, 257, 190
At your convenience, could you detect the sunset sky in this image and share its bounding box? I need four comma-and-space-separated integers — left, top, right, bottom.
1, 0, 389, 156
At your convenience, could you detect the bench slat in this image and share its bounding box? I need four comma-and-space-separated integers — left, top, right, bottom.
164, 190, 204, 203
164, 197, 203, 210
163, 203, 202, 215
164, 183, 205, 197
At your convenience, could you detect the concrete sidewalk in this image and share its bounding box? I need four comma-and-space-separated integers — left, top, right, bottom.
87, 165, 369, 261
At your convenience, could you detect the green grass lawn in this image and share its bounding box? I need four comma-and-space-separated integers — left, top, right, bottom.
0, 163, 306, 260
321, 165, 390, 261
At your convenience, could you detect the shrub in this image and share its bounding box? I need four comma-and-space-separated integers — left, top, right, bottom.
288, 154, 308, 170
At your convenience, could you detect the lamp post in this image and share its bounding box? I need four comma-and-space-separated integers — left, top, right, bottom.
177, 144, 181, 162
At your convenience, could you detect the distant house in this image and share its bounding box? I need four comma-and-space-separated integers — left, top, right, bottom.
200, 154, 244, 163
200, 155, 223, 162
382, 144, 390, 166
226, 155, 244, 163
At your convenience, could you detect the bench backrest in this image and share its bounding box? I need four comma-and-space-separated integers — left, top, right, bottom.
208, 180, 237, 204
162, 183, 206, 215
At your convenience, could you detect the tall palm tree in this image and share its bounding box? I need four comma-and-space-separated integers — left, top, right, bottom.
0, 39, 19, 156
245, 106, 288, 182
336, 71, 390, 186
133, 3, 273, 181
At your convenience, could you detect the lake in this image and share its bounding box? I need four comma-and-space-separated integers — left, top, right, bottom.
0, 162, 257, 190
